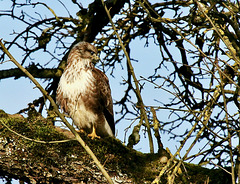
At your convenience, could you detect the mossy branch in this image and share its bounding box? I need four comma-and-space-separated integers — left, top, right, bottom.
0, 39, 114, 184
0, 118, 74, 144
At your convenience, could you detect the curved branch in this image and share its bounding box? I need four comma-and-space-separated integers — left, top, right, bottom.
102, 0, 154, 153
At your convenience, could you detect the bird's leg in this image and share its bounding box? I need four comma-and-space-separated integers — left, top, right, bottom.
88, 126, 100, 139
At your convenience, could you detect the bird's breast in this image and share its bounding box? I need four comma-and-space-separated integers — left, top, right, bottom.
59, 68, 95, 98
57, 66, 100, 131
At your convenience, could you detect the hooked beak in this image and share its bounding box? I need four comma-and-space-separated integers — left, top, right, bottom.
91, 53, 100, 64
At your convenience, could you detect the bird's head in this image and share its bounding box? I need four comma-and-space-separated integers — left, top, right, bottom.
67, 41, 100, 67
74, 41, 99, 61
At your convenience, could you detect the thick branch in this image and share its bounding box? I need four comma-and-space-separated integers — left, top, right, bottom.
0, 66, 62, 80
84, 0, 128, 42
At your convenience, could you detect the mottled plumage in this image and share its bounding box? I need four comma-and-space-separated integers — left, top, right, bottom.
56, 42, 115, 138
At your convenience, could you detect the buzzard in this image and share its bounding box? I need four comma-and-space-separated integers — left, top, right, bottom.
56, 42, 115, 139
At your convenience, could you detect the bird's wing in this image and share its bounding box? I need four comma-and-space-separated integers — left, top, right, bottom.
93, 68, 115, 135
56, 88, 69, 113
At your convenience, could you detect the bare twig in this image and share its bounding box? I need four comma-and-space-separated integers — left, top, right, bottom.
195, 0, 240, 65
101, 0, 154, 153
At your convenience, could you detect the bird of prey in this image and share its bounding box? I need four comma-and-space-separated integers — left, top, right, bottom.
56, 41, 115, 139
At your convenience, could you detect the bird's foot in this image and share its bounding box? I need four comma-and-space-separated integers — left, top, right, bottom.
77, 129, 85, 133
88, 126, 100, 139
88, 132, 100, 139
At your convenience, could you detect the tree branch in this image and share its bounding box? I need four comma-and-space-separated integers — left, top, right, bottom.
84, 0, 128, 42
0, 66, 62, 80
101, 0, 154, 153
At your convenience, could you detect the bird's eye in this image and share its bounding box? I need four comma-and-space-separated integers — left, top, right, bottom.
90, 51, 95, 55
87, 49, 95, 55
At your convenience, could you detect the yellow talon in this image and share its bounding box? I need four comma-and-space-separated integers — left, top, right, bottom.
88, 126, 100, 139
